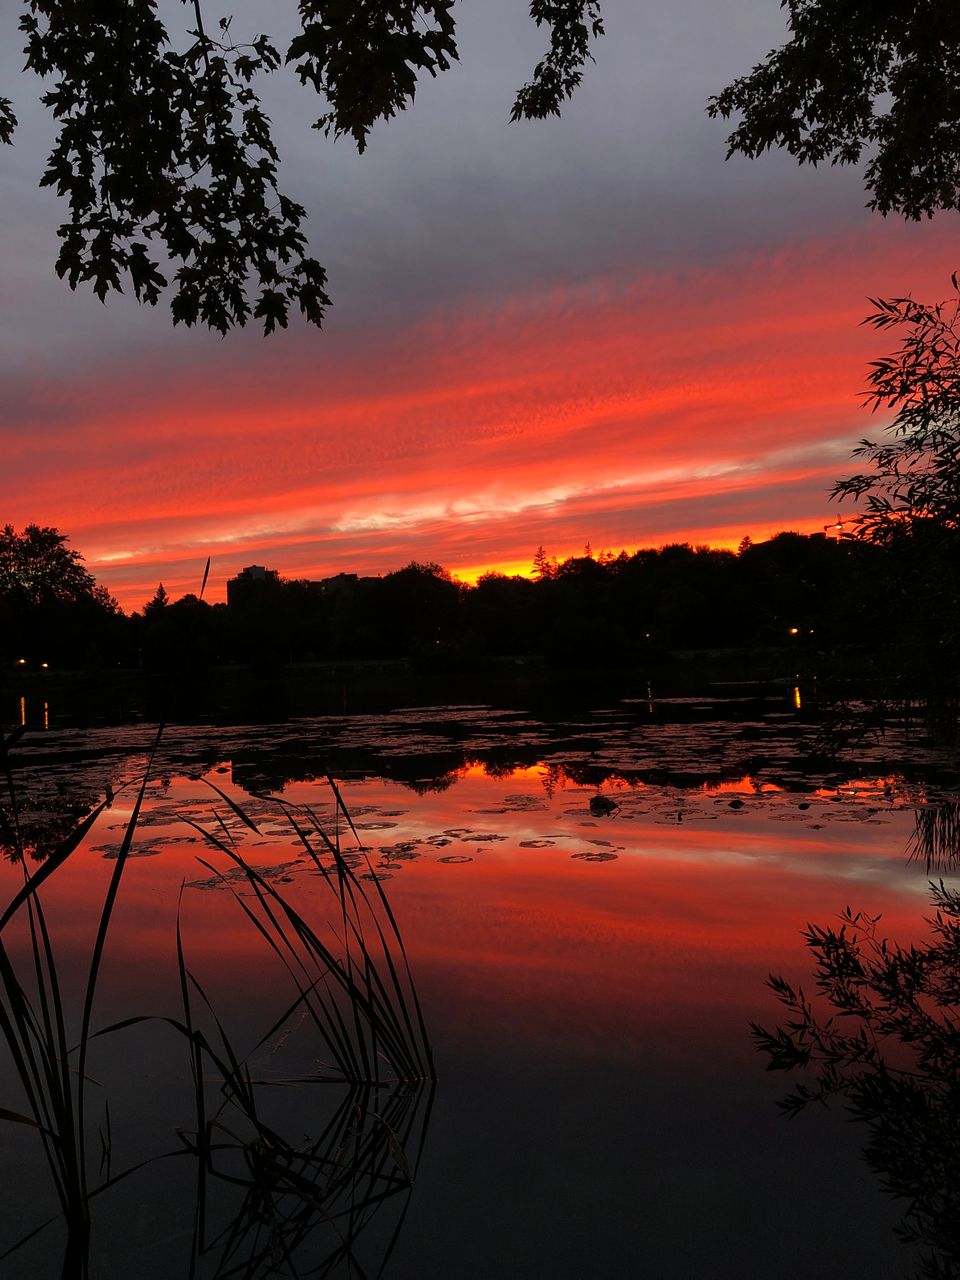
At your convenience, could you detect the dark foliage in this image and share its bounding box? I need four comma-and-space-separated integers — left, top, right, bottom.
0, 524, 99, 606
5, 1, 605, 332
510, 1, 605, 121
3, 530, 909, 674
754, 884, 960, 1278
204, 537, 890, 668
834, 281, 960, 541
0, 525, 122, 669
832, 281, 960, 702
289, 0, 458, 152
709, 0, 960, 220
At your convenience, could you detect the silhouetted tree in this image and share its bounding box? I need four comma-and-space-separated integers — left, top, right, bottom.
378, 562, 462, 658
531, 545, 555, 581
462, 571, 536, 655
0, 524, 926, 672
831, 282, 960, 701
0, 524, 99, 606
0, 525, 121, 666
710, 2, 960, 220
143, 583, 169, 616
141, 590, 222, 671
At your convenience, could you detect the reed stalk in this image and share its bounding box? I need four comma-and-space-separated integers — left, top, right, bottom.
0, 724, 433, 1276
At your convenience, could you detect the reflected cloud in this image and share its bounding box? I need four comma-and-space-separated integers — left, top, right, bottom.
0, 754, 434, 1275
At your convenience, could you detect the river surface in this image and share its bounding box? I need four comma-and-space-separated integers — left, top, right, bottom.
1, 693, 957, 1277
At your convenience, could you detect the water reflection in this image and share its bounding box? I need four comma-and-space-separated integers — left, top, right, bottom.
0, 740, 433, 1277
6, 694, 956, 806
3, 707, 959, 1277
14, 694, 52, 731
755, 883, 960, 1279
906, 794, 960, 872
0, 780, 105, 864
185, 1080, 433, 1279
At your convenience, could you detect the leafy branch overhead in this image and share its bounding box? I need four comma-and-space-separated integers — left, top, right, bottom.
0, 96, 15, 145
511, 1, 604, 121
709, 0, 960, 220
5, 1, 606, 334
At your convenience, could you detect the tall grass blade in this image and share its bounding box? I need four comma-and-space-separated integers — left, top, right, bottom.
318, 784, 434, 1076
0, 737, 434, 1275
0, 799, 112, 931
199, 778, 261, 833
76, 724, 163, 1202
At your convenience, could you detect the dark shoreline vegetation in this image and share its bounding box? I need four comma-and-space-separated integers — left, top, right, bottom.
2, 523, 960, 1276
2, 524, 958, 730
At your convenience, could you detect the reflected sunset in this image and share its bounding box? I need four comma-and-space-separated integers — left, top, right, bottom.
0, 756, 933, 1054
3, 669, 959, 1277
3, 1, 959, 1274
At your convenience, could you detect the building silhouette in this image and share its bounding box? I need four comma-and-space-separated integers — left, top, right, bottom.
226, 564, 280, 607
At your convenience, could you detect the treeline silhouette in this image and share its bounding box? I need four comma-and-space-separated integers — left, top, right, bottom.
0, 529, 926, 674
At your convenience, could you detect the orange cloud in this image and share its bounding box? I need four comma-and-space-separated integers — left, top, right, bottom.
2, 218, 953, 608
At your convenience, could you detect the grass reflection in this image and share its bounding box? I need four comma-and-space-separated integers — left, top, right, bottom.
0, 726, 433, 1277
907, 797, 960, 873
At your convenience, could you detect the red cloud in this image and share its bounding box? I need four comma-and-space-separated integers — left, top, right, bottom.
3, 219, 952, 608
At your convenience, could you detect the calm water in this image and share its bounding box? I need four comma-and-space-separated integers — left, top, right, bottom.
1, 696, 957, 1277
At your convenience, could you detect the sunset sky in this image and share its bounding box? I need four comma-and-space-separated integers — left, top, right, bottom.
2, 0, 955, 611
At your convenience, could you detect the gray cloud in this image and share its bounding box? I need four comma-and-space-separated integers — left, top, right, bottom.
1, 0, 878, 372
2, 0, 947, 605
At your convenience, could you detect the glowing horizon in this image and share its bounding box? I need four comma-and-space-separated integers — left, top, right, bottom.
90, 512, 835, 612
4, 220, 949, 613
3, 1, 956, 616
